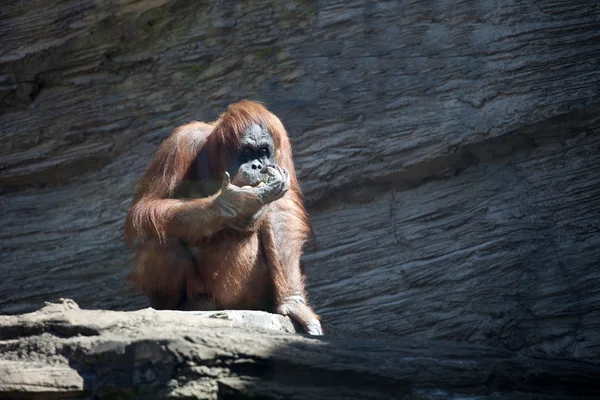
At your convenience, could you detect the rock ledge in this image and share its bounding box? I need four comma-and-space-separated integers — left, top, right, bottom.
1, 300, 599, 399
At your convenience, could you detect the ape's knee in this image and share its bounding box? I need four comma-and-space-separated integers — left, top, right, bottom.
130, 239, 196, 310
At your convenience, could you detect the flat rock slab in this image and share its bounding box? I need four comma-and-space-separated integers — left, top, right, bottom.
0, 298, 296, 339
1, 300, 599, 399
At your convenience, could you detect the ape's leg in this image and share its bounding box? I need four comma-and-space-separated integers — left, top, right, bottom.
130, 238, 209, 310
260, 213, 323, 336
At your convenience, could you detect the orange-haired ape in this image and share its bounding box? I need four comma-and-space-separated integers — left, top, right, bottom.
124, 100, 322, 335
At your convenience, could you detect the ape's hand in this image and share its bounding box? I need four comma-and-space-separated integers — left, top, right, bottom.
216, 172, 264, 218
257, 164, 290, 204
216, 166, 289, 219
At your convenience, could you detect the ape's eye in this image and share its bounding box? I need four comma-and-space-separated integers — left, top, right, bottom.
242, 148, 251, 157
261, 148, 269, 157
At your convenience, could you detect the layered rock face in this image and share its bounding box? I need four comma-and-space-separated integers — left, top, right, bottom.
1, 0, 599, 364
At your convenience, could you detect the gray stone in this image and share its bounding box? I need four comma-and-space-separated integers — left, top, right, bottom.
1, 0, 599, 365
1, 300, 599, 399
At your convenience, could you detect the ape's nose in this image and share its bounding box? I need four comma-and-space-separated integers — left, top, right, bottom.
251, 161, 262, 170
260, 163, 276, 173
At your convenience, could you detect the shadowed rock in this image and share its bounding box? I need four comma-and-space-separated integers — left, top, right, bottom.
1, 300, 600, 399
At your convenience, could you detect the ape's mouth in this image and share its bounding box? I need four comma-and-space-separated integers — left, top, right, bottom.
251, 172, 269, 187
234, 168, 271, 188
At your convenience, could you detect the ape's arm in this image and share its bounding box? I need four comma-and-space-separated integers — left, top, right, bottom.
125, 123, 290, 245
125, 122, 222, 244
127, 195, 227, 244
261, 168, 323, 335
128, 174, 284, 243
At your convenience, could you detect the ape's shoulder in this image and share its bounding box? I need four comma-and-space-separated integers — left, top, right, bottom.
169, 121, 215, 148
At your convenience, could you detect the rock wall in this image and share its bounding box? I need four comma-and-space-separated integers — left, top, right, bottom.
1, 0, 600, 359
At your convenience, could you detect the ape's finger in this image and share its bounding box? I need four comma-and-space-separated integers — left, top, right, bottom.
305, 319, 323, 336
267, 173, 284, 188
282, 168, 290, 186
221, 172, 231, 190
273, 165, 285, 177
265, 166, 278, 177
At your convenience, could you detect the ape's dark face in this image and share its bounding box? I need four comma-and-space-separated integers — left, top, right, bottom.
229, 123, 276, 187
